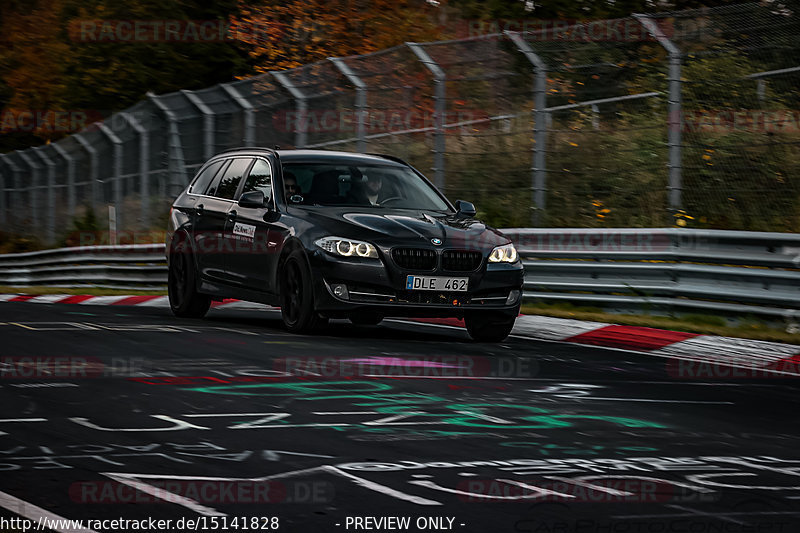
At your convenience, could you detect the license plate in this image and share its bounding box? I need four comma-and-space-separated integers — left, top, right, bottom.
406, 275, 468, 292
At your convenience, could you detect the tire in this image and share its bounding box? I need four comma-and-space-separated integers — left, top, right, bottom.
168, 236, 211, 319
465, 312, 516, 342
280, 249, 326, 333
349, 312, 383, 326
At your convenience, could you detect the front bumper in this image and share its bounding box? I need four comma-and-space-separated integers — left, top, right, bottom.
307, 249, 524, 318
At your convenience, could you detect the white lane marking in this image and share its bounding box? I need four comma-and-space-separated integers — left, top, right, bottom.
0, 489, 99, 533
408, 478, 571, 501
104, 465, 441, 508
506, 333, 800, 377
133, 296, 170, 307
26, 295, 73, 304
324, 466, 442, 506
392, 316, 800, 376
261, 450, 335, 460
655, 335, 799, 365
512, 314, 612, 340
104, 473, 224, 517
666, 504, 747, 525
76, 296, 129, 305
571, 397, 734, 404
0, 418, 47, 435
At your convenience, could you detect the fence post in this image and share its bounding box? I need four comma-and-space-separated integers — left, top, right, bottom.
407, 43, 445, 190
74, 133, 99, 212
182, 90, 215, 160
0, 155, 19, 227
221, 83, 256, 146
32, 146, 57, 244
119, 112, 150, 227
272, 72, 308, 149
506, 31, 548, 226
0, 159, 7, 226
329, 57, 367, 153
635, 14, 682, 213
50, 143, 76, 224
147, 92, 189, 195
97, 123, 124, 231
17, 150, 41, 232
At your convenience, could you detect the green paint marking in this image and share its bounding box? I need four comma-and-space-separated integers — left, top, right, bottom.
183, 380, 667, 431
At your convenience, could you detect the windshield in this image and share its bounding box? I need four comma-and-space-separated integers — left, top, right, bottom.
281, 163, 450, 211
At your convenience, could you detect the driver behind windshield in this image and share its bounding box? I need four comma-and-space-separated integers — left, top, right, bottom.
348, 171, 390, 206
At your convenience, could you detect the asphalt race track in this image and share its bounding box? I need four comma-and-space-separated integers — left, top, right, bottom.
1, 302, 799, 533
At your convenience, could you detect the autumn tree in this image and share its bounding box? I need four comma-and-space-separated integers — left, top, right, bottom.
231, 0, 442, 72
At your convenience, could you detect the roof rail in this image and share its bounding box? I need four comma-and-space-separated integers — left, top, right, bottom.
367, 153, 410, 166
218, 146, 277, 155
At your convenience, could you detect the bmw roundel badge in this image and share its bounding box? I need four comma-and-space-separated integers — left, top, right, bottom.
431, 238, 443, 245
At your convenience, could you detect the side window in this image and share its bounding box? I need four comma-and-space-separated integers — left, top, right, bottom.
190, 160, 224, 194
213, 158, 252, 200
205, 160, 231, 197
241, 159, 272, 201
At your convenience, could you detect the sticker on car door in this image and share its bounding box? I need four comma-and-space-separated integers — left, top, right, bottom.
233, 222, 256, 240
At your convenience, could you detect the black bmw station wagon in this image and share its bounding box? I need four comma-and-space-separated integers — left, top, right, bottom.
166, 148, 523, 342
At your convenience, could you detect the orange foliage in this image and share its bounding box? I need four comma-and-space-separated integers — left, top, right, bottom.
230, 0, 443, 73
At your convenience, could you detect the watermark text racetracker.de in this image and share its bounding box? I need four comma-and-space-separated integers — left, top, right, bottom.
0, 515, 281, 532
457, 477, 716, 503
274, 355, 537, 379
70, 479, 332, 505
68, 20, 274, 43
0, 109, 104, 134
272, 109, 490, 134
677, 109, 800, 133
456, 18, 675, 42
0, 356, 144, 380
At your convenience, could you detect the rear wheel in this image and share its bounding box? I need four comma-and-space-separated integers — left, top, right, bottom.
280, 250, 326, 333
168, 237, 211, 319
465, 312, 516, 342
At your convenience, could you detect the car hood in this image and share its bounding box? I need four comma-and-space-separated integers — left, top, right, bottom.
293, 207, 510, 250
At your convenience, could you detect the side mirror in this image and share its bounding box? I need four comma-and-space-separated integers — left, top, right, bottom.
238, 190, 266, 208
454, 200, 477, 217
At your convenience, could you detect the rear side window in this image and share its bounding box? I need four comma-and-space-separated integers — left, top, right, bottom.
241, 159, 272, 200
190, 160, 224, 194
209, 158, 252, 199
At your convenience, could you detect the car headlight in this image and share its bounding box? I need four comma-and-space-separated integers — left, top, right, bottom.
488, 243, 518, 263
315, 237, 379, 259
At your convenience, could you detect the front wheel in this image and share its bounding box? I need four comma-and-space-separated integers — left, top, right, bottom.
168, 237, 211, 319
280, 250, 326, 333
465, 312, 516, 342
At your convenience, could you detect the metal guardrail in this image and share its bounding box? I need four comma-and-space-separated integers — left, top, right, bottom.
504, 228, 800, 319
0, 244, 167, 291
0, 229, 799, 319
